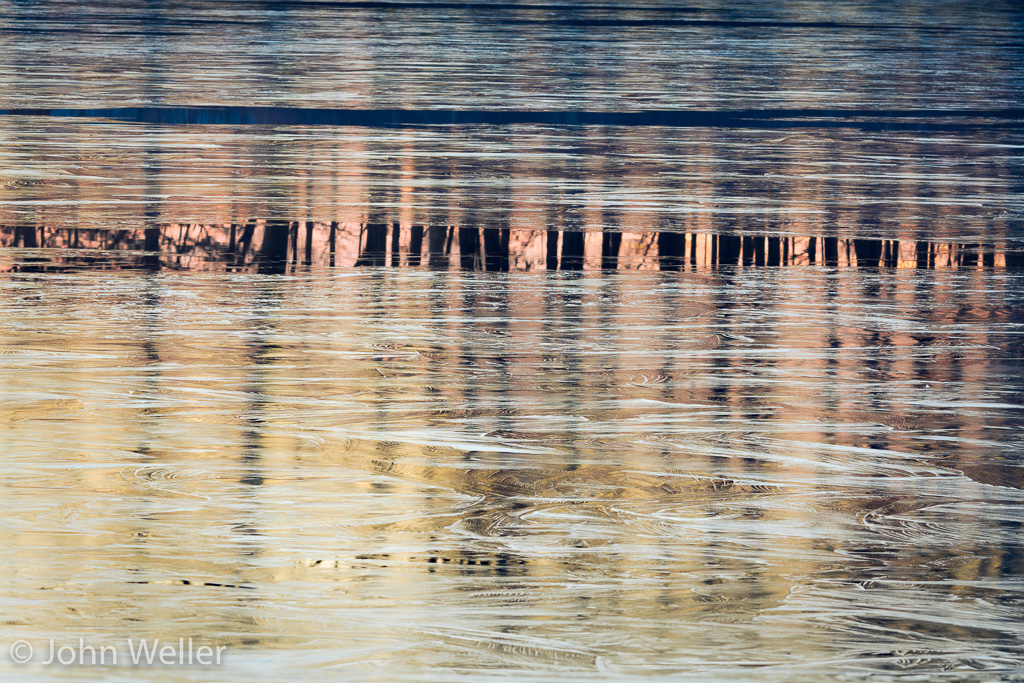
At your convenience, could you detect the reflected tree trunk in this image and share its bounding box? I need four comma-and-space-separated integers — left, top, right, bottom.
853, 239, 883, 267
427, 225, 448, 269
355, 223, 387, 267
561, 230, 584, 270
459, 227, 479, 270
767, 236, 781, 266
258, 221, 290, 274
328, 221, 337, 267
546, 229, 559, 271
482, 227, 503, 271
391, 221, 401, 267
16, 226, 38, 248
823, 236, 839, 266
807, 236, 817, 265
960, 243, 979, 269
238, 219, 256, 262
408, 225, 424, 266
658, 231, 684, 271
16, 226, 43, 271
718, 235, 740, 266
499, 228, 510, 272
887, 240, 900, 267
601, 230, 621, 270
228, 224, 236, 254
916, 240, 929, 269
304, 221, 314, 266
742, 235, 755, 266
143, 227, 161, 269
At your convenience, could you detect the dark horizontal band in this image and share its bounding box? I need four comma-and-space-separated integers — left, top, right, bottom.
2, 107, 1023, 130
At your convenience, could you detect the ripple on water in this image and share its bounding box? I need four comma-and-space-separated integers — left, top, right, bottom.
1, 261, 1023, 681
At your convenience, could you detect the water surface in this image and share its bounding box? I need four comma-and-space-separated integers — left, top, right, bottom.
1, 254, 1023, 681
2, 0, 1023, 680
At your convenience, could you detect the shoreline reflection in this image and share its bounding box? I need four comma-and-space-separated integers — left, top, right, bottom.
2, 224, 1020, 272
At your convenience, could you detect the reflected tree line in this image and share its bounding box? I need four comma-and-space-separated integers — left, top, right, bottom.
1, 223, 1020, 272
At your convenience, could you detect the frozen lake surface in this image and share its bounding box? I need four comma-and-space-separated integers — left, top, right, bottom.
1, 1, 1023, 681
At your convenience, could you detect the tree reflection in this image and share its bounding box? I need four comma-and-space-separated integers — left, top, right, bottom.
1, 224, 1020, 273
